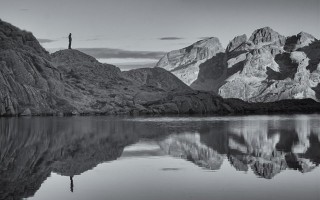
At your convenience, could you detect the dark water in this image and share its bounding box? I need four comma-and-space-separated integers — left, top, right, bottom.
0, 115, 319, 200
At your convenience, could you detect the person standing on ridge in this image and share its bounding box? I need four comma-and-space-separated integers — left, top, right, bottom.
68, 33, 72, 49
70, 176, 74, 192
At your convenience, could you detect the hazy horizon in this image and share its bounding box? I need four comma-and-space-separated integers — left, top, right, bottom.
1, 0, 319, 69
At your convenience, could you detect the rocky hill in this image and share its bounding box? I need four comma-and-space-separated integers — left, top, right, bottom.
156, 27, 320, 102
0, 19, 236, 116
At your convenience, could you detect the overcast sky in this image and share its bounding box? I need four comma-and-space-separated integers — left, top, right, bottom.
1, 0, 319, 68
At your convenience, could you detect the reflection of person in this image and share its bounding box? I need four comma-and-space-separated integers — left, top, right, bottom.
70, 176, 74, 192
68, 33, 72, 49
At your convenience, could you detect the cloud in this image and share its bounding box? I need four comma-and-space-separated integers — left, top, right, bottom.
19, 8, 29, 11
77, 48, 166, 60
83, 35, 105, 41
105, 61, 158, 71
159, 37, 183, 40
84, 38, 101, 41
38, 39, 56, 43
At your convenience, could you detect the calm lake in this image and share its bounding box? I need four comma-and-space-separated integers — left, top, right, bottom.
0, 115, 319, 200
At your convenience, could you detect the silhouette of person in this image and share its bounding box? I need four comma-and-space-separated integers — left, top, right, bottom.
68, 33, 72, 49
70, 176, 74, 192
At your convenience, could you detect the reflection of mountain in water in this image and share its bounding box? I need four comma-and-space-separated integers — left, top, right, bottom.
159, 133, 225, 170
158, 116, 320, 179
0, 116, 319, 199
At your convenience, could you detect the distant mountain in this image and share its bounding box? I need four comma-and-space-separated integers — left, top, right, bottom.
155, 37, 224, 85
156, 27, 320, 102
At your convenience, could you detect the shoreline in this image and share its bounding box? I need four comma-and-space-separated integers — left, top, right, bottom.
1, 107, 319, 118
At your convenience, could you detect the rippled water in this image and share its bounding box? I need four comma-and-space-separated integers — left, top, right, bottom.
0, 115, 319, 200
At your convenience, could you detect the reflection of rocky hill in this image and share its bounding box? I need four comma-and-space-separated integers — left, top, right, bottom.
0, 117, 165, 200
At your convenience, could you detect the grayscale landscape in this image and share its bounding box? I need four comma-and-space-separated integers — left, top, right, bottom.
0, 0, 319, 200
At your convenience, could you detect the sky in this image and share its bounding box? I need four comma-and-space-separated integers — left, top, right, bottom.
1, 0, 319, 69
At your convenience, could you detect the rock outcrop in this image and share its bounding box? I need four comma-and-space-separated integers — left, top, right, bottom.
157, 26, 320, 102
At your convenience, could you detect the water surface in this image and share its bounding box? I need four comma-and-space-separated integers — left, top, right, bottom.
0, 115, 319, 200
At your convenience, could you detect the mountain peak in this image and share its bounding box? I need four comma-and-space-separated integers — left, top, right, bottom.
252, 26, 276, 34
249, 27, 286, 46
156, 37, 224, 85
198, 37, 220, 43
226, 34, 248, 53
188, 37, 222, 51
298, 31, 315, 39
284, 32, 317, 51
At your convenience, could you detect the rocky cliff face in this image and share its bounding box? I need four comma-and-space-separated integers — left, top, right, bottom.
0, 19, 64, 115
157, 27, 320, 102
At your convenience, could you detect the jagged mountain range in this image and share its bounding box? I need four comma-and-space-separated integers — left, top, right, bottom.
0, 19, 320, 116
156, 27, 320, 102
